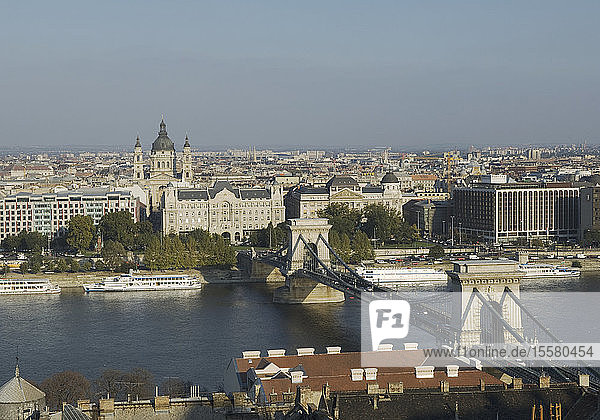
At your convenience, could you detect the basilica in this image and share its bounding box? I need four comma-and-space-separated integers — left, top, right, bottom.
132, 118, 285, 242
132, 118, 193, 213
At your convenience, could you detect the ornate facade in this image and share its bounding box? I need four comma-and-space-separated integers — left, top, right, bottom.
284, 173, 405, 219
132, 118, 192, 213
161, 181, 285, 243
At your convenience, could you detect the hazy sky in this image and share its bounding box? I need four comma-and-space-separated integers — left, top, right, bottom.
2, 1, 599, 150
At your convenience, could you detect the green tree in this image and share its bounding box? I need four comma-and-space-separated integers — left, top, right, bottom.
19, 262, 28, 274
361, 204, 402, 244
99, 211, 137, 249
95, 260, 107, 271
28, 254, 43, 273
253, 222, 287, 248
143, 236, 162, 270
55, 258, 68, 273
66, 215, 96, 252
19, 231, 48, 253
81, 260, 93, 272
1, 235, 20, 252
1, 265, 8, 275
582, 229, 600, 248
69, 258, 81, 272
329, 231, 352, 262
429, 244, 445, 259
351, 231, 375, 263
134, 221, 155, 250
318, 203, 362, 236
101, 240, 127, 270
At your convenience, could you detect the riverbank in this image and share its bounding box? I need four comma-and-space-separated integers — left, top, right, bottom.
1, 267, 272, 288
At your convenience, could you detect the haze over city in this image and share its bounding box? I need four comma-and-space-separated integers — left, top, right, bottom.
3, 0, 600, 150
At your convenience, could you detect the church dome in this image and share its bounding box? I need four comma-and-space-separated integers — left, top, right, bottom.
0, 364, 45, 404
381, 172, 399, 184
151, 118, 175, 152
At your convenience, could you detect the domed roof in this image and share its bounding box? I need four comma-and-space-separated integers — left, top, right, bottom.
381, 172, 399, 184
151, 118, 175, 152
0, 364, 45, 404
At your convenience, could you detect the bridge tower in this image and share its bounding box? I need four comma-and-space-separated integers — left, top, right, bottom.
449, 261, 524, 346
273, 219, 345, 304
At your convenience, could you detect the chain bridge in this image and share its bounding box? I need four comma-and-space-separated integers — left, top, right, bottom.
240, 218, 600, 390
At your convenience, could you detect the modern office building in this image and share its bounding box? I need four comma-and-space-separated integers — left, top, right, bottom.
0, 188, 141, 240
453, 181, 579, 244
579, 185, 600, 240
161, 181, 285, 243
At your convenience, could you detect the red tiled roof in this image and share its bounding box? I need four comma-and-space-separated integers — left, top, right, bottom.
234, 350, 502, 399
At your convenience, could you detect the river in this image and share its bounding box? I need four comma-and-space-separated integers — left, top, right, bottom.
0, 273, 598, 387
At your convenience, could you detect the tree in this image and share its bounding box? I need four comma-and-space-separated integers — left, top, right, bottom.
318, 203, 362, 237
69, 258, 81, 272
329, 231, 352, 262
351, 231, 375, 263
94, 369, 125, 400
81, 260, 93, 272
55, 258, 68, 273
28, 254, 43, 273
134, 221, 155, 250
19, 262, 28, 274
18, 231, 48, 253
161, 378, 192, 398
253, 222, 287, 248
429, 244, 445, 259
1, 235, 20, 252
40, 371, 90, 410
361, 204, 402, 244
101, 240, 127, 270
582, 229, 600, 248
99, 211, 137, 249
122, 368, 155, 400
67, 215, 96, 252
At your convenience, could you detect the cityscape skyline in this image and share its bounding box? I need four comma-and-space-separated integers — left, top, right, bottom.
3, 1, 600, 148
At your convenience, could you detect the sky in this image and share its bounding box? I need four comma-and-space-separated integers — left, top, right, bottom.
2, 1, 599, 150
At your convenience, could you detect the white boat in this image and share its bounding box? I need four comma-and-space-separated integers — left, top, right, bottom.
83, 271, 202, 292
356, 266, 448, 286
0, 279, 61, 295
517, 264, 580, 278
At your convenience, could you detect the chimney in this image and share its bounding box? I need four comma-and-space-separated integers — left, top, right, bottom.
326, 346, 341, 355
446, 365, 459, 378
579, 374, 590, 388
404, 343, 419, 350
513, 377, 523, 390
479, 378, 485, 391
351, 369, 364, 381
297, 347, 315, 356
539, 375, 550, 389
388, 382, 404, 394
242, 350, 261, 359
365, 368, 378, 381
415, 366, 435, 379
267, 349, 286, 357
377, 343, 393, 351
291, 371, 303, 384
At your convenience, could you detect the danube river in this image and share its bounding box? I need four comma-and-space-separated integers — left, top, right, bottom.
0, 274, 599, 387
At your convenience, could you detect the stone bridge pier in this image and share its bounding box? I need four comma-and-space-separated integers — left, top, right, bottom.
273, 218, 345, 304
